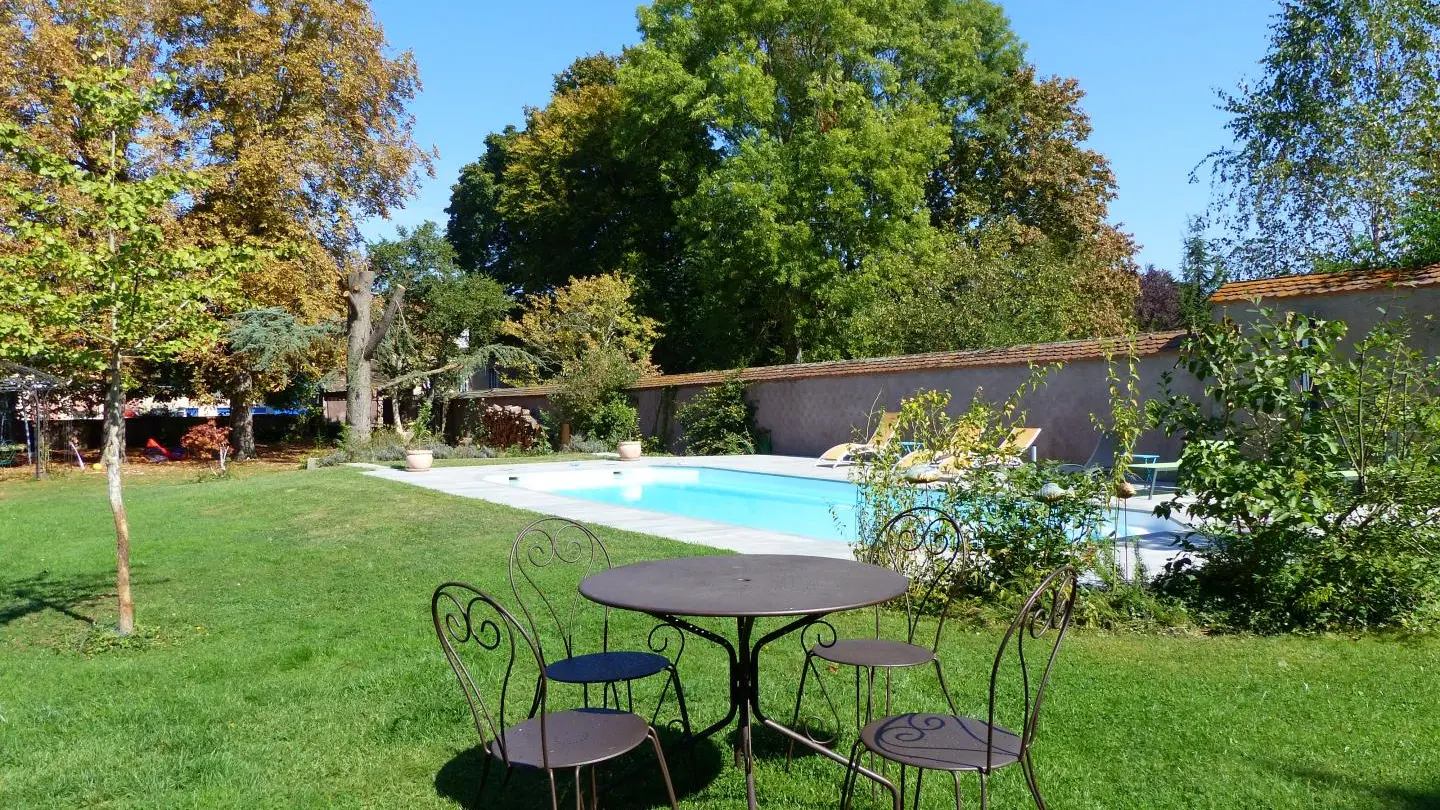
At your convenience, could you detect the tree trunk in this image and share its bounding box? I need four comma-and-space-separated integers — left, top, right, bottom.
229, 372, 256, 460
346, 268, 375, 443
346, 269, 407, 444
103, 349, 135, 636
391, 387, 407, 436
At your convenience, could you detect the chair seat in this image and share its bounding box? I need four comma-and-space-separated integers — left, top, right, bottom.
494, 708, 650, 769
860, 713, 1022, 772
811, 638, 936, 668
545, 650, 670, 684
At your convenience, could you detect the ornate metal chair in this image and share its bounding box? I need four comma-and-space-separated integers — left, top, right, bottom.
839, 565, 1080, 810
431, 582, 678, 809
507, 517, 691, 736
786, 506, 970, 765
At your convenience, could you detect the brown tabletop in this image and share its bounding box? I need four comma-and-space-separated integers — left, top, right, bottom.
579, 554, 909, 618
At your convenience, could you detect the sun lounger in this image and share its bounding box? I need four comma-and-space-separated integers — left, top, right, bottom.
901, 426, 1042, 482
894, 423, 982, 472
816, 411, 900, 467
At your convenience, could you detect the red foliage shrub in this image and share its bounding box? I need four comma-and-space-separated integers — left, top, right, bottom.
182, 419, 233, 466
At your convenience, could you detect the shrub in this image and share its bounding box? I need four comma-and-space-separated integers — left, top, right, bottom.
676, 375, 766, 455
850, 382, 1114, 599
1152, 310, 1440, 632
449, 442, 497, 460
181, 420, 232, 473
406, 400, 437, 448
582, 394, 639, 448
564, 435, 612, 454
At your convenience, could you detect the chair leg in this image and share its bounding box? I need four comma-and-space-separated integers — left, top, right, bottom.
979, 772, 989, 810
574, 767, 583, 810
840, 740, 864, 810
912, 767, 924, 810
547, 769, 560, 810
784, 651, 814, 771
933, 658, 958, 715
1022, 751, 1048, 810
647, 727, 680, 810
842, 738, 902, 810
476, 751, 494, 799
951, 770, 964, 810
669, 665, 693, 738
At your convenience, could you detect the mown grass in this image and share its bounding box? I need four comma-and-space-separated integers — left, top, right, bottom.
0, 466, 1436, 809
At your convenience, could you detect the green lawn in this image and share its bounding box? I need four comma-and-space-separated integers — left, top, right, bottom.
1, 467, 1436, 809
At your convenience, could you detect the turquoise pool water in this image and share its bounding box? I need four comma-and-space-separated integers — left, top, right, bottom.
495, 466, 859, 541
492, 465, 1180, 543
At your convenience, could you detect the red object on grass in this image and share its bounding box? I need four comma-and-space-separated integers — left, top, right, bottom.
144, 438, 185, 461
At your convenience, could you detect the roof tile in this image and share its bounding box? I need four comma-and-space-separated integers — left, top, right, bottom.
1209, 265, 1440, 304
463, 331, 1188, 400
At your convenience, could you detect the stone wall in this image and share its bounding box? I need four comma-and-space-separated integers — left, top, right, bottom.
1215, 286, 1440, 353
453, 344, 1203, 463
449, 278, 1440, 462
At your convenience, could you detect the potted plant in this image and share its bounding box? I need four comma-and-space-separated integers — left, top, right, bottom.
616, 427, 643, 461
405, 400, 437, 472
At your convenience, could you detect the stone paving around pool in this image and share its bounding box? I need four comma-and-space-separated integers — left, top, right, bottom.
356, 454, 1196, 575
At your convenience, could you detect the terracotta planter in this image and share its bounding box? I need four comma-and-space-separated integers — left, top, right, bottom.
616, 441, 642, 461
405, 448, 434, 472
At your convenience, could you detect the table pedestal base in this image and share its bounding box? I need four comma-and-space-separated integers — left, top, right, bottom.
652, 613, 899, 810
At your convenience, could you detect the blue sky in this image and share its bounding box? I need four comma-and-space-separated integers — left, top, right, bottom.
365, 0, 1277, 272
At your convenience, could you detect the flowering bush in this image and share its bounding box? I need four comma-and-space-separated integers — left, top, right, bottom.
849, 381, 1112, 597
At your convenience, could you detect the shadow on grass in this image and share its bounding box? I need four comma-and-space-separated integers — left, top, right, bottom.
1279, 765, 1440, 810
0, 570, 118, 627
435, 728, 724, 809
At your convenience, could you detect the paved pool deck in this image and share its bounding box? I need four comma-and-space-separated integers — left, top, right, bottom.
356, 454, 1195, 574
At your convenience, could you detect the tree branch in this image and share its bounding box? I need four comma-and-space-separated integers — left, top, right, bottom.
363, 284, 405, 361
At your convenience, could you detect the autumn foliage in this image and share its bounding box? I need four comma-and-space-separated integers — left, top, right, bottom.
182, 420, 234, 471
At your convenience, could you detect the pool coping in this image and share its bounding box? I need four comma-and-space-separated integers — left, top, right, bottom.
355, 455, 1195, 567
356, 455, 859, 558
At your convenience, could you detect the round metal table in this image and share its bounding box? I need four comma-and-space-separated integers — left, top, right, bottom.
580, 554, 908, 809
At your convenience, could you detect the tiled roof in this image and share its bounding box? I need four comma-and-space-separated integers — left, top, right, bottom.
462, 331, 1188, 400
1209, 264, 1440, 304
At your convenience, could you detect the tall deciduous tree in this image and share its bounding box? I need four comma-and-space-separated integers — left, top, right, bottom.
1208, 0, 1440, 277
0, 68, 248, 636
632, 0, 952, 366
1134, 265, 1183, 332
445, 53, 713, 369
450, 0, 1138, 370
159, 0, 433, 456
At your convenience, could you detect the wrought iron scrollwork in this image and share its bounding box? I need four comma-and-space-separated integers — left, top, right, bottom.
432, 583, 541, 772
647, 621, 687, 664
799, 617, 838, 651
508, 517, 611, 658
647, 621, 693, 735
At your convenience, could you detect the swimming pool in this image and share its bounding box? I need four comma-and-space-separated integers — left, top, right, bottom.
490, 465, 1181, 543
